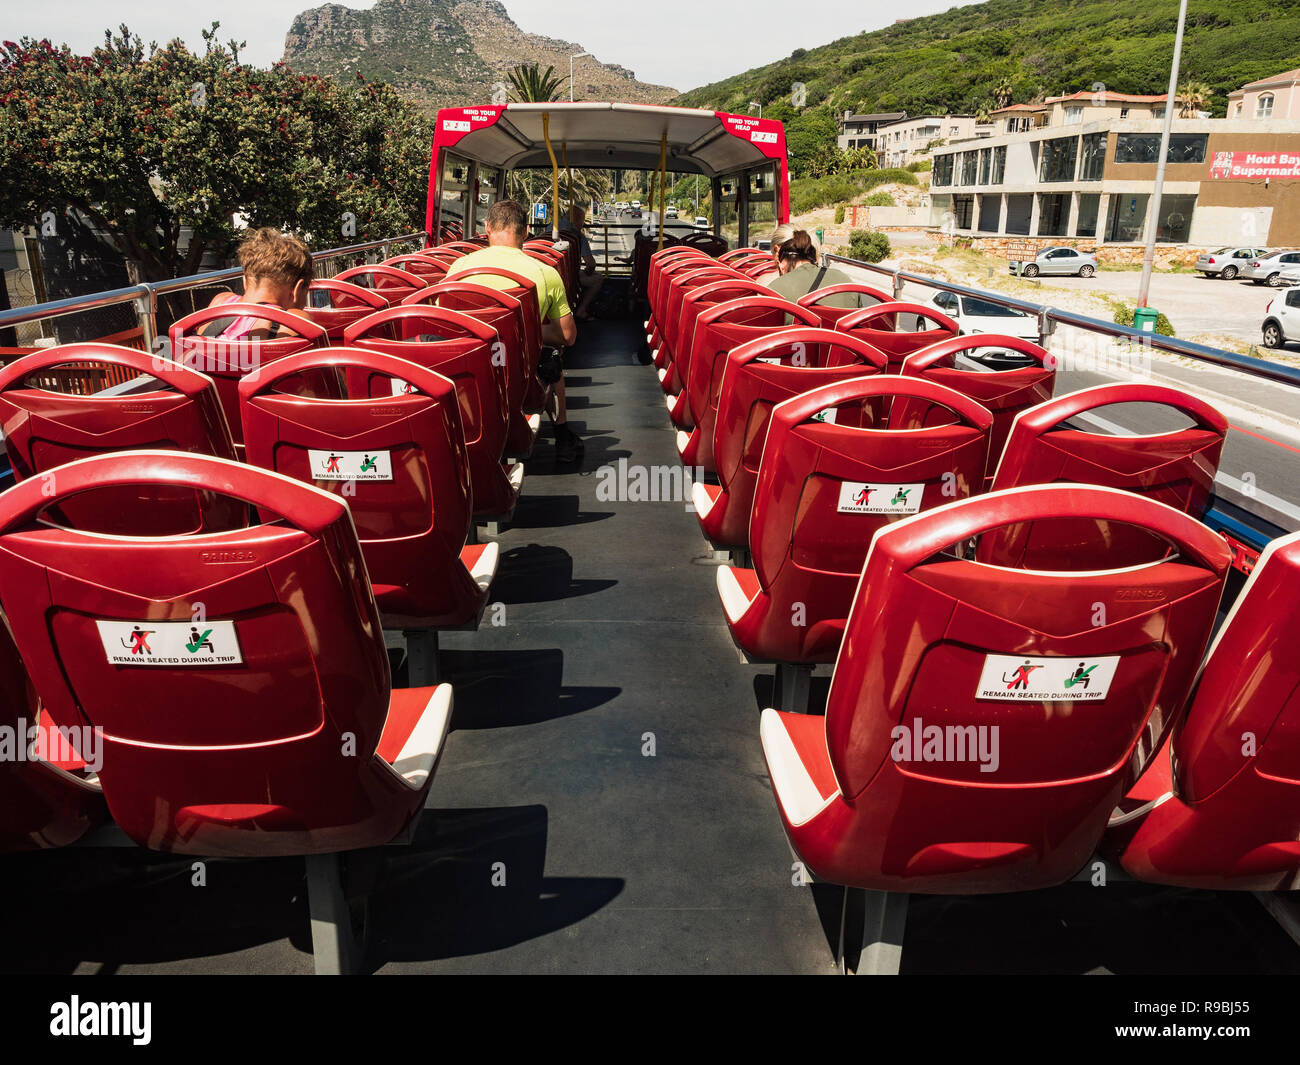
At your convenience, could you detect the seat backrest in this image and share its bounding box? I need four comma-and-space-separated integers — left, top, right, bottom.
822, 484, 1231, 891
680, 231, 729, 256
649, 247, 708, 314
0, 451, 407, 855
240, 348, 477, 625
405, 281, 530, 428
686, 298, 823, 469
633, 231, 684, 297
797, 284, 894, 327
0, 617, 105, 851
439, 241, 484, 256
654, 257, 725, 338
308, 279, 389, 342
333, 265, 424, 302
710, 327, 889, 545
900, 334, 1056, 481
983, 383, 1227, 569
719, 247, 766, 264
168, 304, 329, 448
343, 305, 507, 461
836, 301, 960, 372
661, 266, 744, 364
445, 264, 543, 370
0, 344, 243, 535
747, 376, 993, 660
382, 253, 452, 284
676, 278, 775, 383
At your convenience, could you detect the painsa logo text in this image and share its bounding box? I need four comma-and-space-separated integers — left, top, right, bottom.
50, 996, 151, 1045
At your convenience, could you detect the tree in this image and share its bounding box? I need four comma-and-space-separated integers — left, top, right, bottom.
506, 63, 567, 103
0, 25, 430, 281
1176, 80, 1212, 117
993, 76, 1014, 109
784, 111, 839, 180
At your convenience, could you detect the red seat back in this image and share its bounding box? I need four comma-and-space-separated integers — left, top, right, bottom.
672, 278, 776, 407
680, 231, 729, 257
168, 304, 330, 448
648, 247, 708, 317
344, 305, 515, 515
0, 451, 426, 856
742, 377, 993, 661
240, 348, 483, 627
443, 264, 546, 410
900, 334, 1055, 482
633, 231, 684, 299
660, 265, 744, 374
685, 297, 822, 471
0, 344, 242, 534
0, 620, 106, 851
835, 302, 959, 372
308, 279, 388, 342
802, 485, 1230, 892
440, 241, 485, 257
796, 284, 894, 327
707, 327, 888, 546
1110, 532, 1300, 889
405, 281, 537, 452
381, 254, 452, 284
983, 383, 1227, 569
719, 247, 766, 264
333, 265, 424, 302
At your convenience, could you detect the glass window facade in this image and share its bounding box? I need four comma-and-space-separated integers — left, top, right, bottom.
1153, 194, 1197, 243
1076, 194, 1101, 238
990, 146, 1006, 185
1106, 193, 1149, 242
1114, 133, 1207, 164
1040, 137, 1079, 182
933, 154, 955, 186
960, 151, 978, 186
1079, 133, 1106, 181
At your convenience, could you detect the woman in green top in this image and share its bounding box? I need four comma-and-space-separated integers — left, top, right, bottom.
766, 230, 860, 308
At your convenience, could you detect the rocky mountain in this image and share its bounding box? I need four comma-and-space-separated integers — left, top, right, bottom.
282, 0, 677, 112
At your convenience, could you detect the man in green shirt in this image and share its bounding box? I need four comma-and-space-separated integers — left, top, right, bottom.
767, 230, 860, 308
448, 200, 582, 462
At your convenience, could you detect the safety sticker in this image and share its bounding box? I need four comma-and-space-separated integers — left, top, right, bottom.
442, 119, 471, 133
97, 620, 244, 667
750, 130, 778, 144
976, 654, 1121, 701
307, 449, 394, 482
836, 481, 923, 514
811, 407, 837, 424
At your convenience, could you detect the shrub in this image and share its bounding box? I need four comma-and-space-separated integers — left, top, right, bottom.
863, 190, 894, 207
789, 167, 917, 215
848, 229, 891, 263
906, 159, 933, 172
833, 204, 846, 223
1112, 302, 1176, 337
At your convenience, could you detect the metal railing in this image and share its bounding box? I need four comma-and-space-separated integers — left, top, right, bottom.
823, 252, 1300, 389
0, 232, 429, 353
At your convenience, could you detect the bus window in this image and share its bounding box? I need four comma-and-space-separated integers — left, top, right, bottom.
439, 152, 471, 242
747, 166, 777, 242
475, 164, 501, 233
718, 173, 742, 249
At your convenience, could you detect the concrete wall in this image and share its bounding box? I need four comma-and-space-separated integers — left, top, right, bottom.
1188, 205, 1274, 246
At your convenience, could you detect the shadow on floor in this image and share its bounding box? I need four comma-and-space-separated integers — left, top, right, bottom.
491, 544, 617, 605
439, 647, 620, 730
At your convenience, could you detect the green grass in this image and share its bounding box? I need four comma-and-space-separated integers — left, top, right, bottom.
789, 168, 917, 215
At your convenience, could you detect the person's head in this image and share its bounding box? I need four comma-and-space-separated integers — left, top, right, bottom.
567, 204, 587, 228
485, 199, 529, 248
237, 228, 314, 308
769, 224, 795, 263
777, 230, 819, 274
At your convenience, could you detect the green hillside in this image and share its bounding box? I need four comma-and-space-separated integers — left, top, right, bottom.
674, 0, 1300, 119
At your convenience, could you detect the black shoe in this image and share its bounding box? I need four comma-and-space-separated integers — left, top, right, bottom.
554, 424, 584, 463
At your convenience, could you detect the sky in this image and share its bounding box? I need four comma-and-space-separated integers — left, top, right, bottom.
5, 0, 986, 92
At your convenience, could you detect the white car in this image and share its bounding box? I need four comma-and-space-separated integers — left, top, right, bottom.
1242, 250, 1300, 287
665, 205, 678, 218
1262, 288, 1300, 349
926, 290, 1041, 341
1196, 247, 1268, 280
694, 216, 709, 229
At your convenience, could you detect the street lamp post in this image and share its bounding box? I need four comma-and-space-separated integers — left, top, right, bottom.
1137, 0, 1189, 310
570, 52, 591, 102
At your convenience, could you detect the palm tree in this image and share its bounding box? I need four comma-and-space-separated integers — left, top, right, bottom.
993, 76, 1014, 109
506, 63, 568, 103
1176, 80, 1211, 118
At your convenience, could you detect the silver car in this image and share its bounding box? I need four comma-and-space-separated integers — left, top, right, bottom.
1008, 246, 1097, 278
1196, 247, 1268, 280
1241, 250, 1300, 287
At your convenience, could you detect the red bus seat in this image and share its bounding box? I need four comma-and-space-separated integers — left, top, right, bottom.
719, 248, 766, 264
675, 298, 823, 472
333, 265, 425, 303
983, 383, 1227, 569
900, 334, 1055, 483
168, 303, 330, 451
381, 253, 451, 284
445, 265, 546, 412
679, 231, 729, 257
0, 450, 453, 857
632, 231, 684, 302
657, 265, 746, 395
0, 620, 106, 851
835, 302, 959, 373
666, 277, 775, 427
651, 259, 734, 372
1103, 531, 1300, 890
438, 241, 485, 256
308, 279, 388, 342
0, 344, 243, 535
796, 284, 893, 328
343, 305, 520, 519
719, 376, 993, 663
646, 247, 709, 336
404, 281, 540, 456
240, 348, 496, 629
694, 328, 888, 548
760, 484, 1231, 894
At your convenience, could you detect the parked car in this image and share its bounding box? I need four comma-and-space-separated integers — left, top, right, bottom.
1241, 250, 1300, 287
1009, 246, 1097, 278
924, 290, 1042, 341
1196, 247, 1269, 280
1262, 289, 1300, 348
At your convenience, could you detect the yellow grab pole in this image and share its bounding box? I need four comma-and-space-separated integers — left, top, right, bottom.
543, 113, 560, 240
656, 131, 668, 251
562, 142, 573, 215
